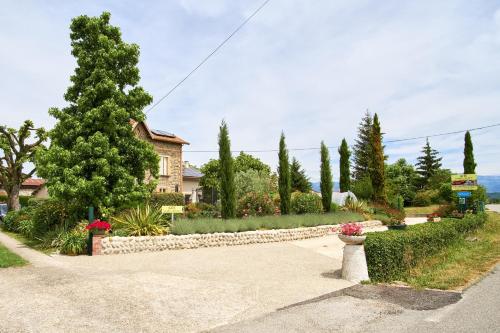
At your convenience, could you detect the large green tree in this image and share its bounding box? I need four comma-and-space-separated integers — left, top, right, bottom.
278, 132, 291, 214
218, 120, 236, 219
415, 138, 442, 188
200, 152, 271, 193
290, 157, 311, 193
36, 13, 158, 214
370, 113, 386, 203
463, 131, 476, 174
352, 111, 373, 181
385, 158, 418, 205
320, 141, 333, 212
338, 138, 351, 192
0, 121, 46, 211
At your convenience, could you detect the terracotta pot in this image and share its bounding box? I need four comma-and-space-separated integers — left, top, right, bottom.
338, 234, 366, 245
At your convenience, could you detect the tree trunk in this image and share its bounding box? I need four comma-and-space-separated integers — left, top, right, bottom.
7, 184, 21, 211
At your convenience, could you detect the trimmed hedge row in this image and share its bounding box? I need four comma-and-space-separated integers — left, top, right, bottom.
364, 213, 487, 282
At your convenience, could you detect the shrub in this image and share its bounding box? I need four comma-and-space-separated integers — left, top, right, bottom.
18, 219, 36, 239
59, 229, 88, 255
237, 192, 275, 217
365, 213, 487, 281
291, 192, 323, 214
150, 192, 185, 207
2, 210, 25, 232
351, 176, 373, 200
30, 199, 86, 236
112, 205, 168, 236
185, 202, 219, 219
343, 198, 369, 213
330, 202, 340, 213
412, 190, 433, 206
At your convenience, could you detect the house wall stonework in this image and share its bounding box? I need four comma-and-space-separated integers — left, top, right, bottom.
133, 123, 183, 193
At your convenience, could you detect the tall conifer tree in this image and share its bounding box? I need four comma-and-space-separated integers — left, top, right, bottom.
463, 131, 476, 174
370, 114, 386, 203
415, 138, 442, 188
320, 141, 333, 212
218, 120, 236, 219
290, 157, 311, 192
278, 132, 291, 214
352, 111, 373, 181
338, 138, 351, 192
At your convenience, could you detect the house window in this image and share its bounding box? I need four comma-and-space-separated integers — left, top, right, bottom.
159, 156, 170, 176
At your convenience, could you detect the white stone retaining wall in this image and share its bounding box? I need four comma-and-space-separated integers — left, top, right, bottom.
100, 220, 382, 255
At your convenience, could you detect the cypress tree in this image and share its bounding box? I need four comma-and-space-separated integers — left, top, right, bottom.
320, 141, 333, 212
290, 157, 311, 192
463, 131, 476, 174
218, 120, 236, 219
370, 113, 386, 203
352, 111, 373, 181
338, 138, 351, 192
415, 138, 442, 188
278, 132, 291, 214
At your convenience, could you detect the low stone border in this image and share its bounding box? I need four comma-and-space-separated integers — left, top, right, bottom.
98, 220, 382, 255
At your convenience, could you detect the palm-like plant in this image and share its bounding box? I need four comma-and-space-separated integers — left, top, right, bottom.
111, 205, 168, 236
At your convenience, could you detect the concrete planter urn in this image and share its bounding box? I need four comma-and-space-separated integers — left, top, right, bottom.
338, 234, 366, 245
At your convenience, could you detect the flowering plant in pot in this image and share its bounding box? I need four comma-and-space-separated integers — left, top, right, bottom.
85, 219, 111, 235
427, 213, 441, 222
385, 207, 407, 230
338, 223, 365, 245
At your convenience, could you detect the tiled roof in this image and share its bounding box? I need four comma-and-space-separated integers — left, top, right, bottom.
130, 120, 189, 145
22, 178, 45, 187
183, 167, 203, 179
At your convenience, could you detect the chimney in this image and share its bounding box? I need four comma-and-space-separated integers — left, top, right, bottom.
183, 161, 190, 168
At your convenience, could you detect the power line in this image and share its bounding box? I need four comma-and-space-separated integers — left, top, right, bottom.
183, 122, 500, 153
145, 0, 272, 114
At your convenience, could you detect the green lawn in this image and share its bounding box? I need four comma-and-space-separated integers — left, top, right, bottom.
404, 205, 440, 216
0, 242, 27, 268
405, 212, 500, 290
170, 211, 364, 235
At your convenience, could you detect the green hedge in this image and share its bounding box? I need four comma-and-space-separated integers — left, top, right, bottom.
0, 196, 32, 207
291, 192, 323, 214
149, 193, 185, 206
365, 213, 487, 282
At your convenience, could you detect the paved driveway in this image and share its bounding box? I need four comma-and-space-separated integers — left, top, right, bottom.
0, 218, 427, 333
0, 232, 354, 333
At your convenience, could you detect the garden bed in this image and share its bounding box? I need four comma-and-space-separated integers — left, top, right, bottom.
99, 220, 382, 255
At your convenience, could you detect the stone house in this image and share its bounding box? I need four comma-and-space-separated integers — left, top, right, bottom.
132, 120, 190, 194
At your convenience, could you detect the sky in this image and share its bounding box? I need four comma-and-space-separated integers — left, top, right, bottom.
1, 0, 499, 181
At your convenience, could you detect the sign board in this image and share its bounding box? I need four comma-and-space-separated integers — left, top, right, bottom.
457, 191, 471, 198
161, 206, 184, 214
451, 174, 478, 191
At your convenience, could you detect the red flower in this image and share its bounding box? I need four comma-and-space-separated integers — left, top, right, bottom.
85, 219, 111, 231
340, 223, 363, 236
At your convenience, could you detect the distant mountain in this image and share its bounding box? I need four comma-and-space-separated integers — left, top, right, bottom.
310, 175, 500, 194
311, 182, 339, 192
478, 175, 500, 193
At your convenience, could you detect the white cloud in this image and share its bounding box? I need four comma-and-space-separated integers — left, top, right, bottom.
1, 0, 499, 180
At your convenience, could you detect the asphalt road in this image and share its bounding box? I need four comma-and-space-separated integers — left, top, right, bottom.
211, 265, 500, 333
486, 204, 500, 213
